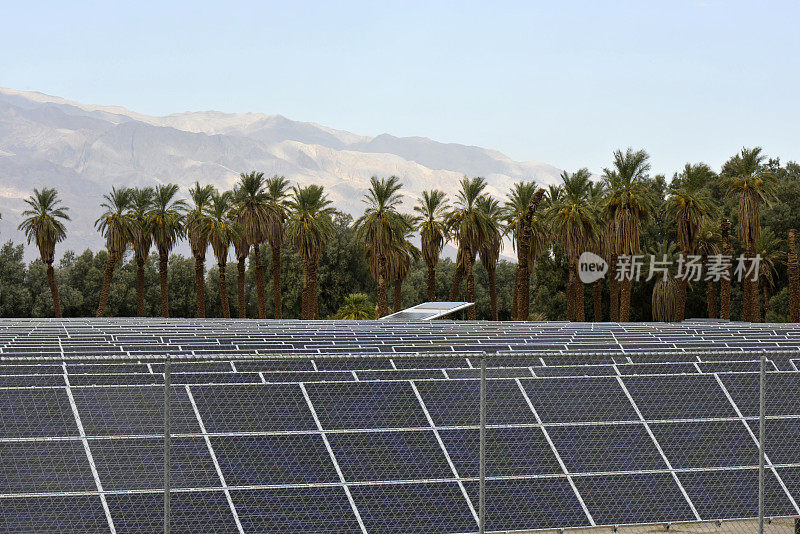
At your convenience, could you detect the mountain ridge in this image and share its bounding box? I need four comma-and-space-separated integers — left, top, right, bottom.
0, 87, 563, 259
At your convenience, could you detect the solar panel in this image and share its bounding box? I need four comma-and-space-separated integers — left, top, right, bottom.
1, 318, 800, 533
379, 301, 473, 320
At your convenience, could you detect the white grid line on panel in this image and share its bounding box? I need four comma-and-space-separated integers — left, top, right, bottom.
185, 384, 245, 534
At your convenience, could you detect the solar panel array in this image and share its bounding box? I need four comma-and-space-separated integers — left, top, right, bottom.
0, 318, 799, 533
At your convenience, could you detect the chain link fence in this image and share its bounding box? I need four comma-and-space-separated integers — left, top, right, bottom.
0, 350, 798, 533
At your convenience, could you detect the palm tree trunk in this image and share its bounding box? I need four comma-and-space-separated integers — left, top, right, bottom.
426, 262, 436, 302
609, 253, 619, 322
789, 229, 800, 322
677, 277, 687, 322
488, 266, 498, 321
519, 259, 531, 322
511, 281, 518, 321
96, 255, 117, 317
566, 270, 575, 321
46, 262, 62, 318
593, 280, 602, 322
619, 279, 632, 322
745, 245, 760, 322
271, 244, 282, 319
136, 258, 146, 317
706, 281, 717, 318
195, 256, 206, 318
450, 263, 464, 301
720, 276, 731, 320
237, 258, 247, 319
219, 262, 230, 319
376, 255, 389, 318
572, 261, 585, 322
512, 264, 522, 320
158, 250, 169, 318
465, 256, 476, 320
301, 255, 309, 319
309, 256, 319, 319
393, 279, 403, 313
255, 244, 266, 319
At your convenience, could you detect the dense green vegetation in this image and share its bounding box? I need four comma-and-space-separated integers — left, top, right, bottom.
1, 147, 799, 321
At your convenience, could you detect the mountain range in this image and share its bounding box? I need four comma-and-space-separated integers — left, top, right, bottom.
0, 87, 563, 259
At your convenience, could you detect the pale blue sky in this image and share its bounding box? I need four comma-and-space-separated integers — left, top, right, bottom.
2, 0, 798, 176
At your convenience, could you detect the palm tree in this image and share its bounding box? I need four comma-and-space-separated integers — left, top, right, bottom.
476, 196, 503, 320
414, 190, 449, 301
604, 148, 654, 322
95, 187, 133, 317
664, 163, 716, 321
755, 228, 782, 319
187, 182, 215, 318
447, 177, 493, 320
234, 172, 271, 319
388, 214, 420, 313
503, 182, 546, 320
18, 188, 70, 317
130, 187, 154, 316
650, 241, 679, 322
287, 185, 336, 319
335, 293, 376, 320
233, 232, 249, 318
265, 176, 291, 319
355, 176, 406, 318
203, 190, 240, 319
695, 219, 720, 318
588, 181, 607, 322
724, 147, 776, 322
719, 217, 733, 320
148, 184, 188, 318
789, 229, 800, 322
546, 169, 600, 322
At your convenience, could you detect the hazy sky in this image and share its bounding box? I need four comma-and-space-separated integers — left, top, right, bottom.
2, 0, 798, 176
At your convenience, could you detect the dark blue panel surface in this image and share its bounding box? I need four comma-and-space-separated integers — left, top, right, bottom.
0, 388, 78, 438
650, 420, 757, 468
106, 490, 239, 533
721, 372, 800, 417
91, 437, 219, 491
231, 487, 362, 533
573, 472, 696, 525
314, 359, 393, 371
533, 365, 616, 377
356, 369, 445, 381
0, 495, 109, 533
521, 377, 638, 423
305, 381, 429, 429
438, 427, 562, 477
746, 418, 800, 465
212, 434, 339, 486
548, 423, 667, 473
415, 379, 538, 426
71, 386, 200, 435
327, 430, 452, 482
623, 375, 737, 419
349, 482, 476, 534
0, 440, 95, 493
463, 478, 590, 531
678, 468, 796, 520
191, 384, 316, 432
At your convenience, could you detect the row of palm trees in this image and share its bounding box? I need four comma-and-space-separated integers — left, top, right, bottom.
353, 146, 779, 323
15, 145, 779, 321
18, 174, 336, 319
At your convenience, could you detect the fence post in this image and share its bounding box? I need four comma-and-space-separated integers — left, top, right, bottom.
758, 351, 766, 534
479, 353, 486, 534
164, 355, 171, 534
